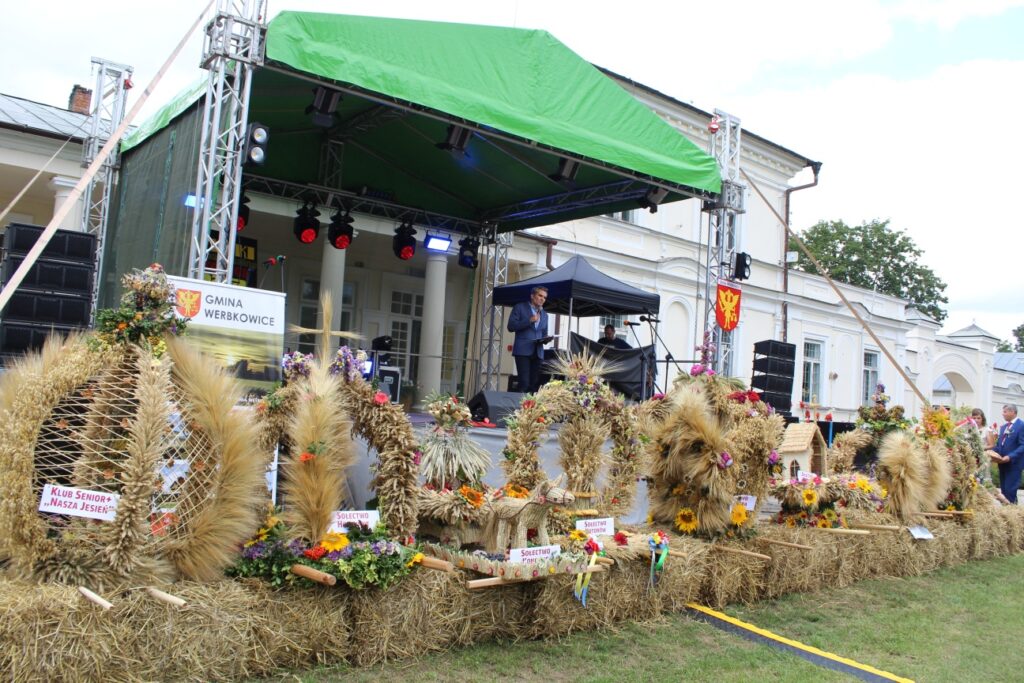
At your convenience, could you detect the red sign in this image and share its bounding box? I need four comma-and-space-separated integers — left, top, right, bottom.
175, 289, 202, 318
715, 282, 742, 331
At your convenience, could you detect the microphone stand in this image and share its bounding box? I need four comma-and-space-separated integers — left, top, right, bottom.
643, 316, 689, 384
624, 322, 655, 399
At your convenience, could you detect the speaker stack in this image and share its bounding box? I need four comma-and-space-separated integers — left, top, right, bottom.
467, 390, 522, 426
0, 223, 97, 362
751, 339, 796, 413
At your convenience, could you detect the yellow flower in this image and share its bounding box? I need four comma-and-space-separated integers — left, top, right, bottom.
406, 551, 425, 568
319, 532, 350, 552
823, 508, 837, 522
730, 503, 748, 526
801, 488, 819, 508
568, 529, 588, 542
880, 487, 888, 498
671, 483, 686, 496
784, 516, 797, 528
675, 507, 698, 534
816, 517, 830, 529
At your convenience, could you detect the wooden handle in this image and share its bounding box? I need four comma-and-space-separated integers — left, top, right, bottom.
758, 538, 813, 550
849, 523, 902, 532
711, 545, 772, 562
419, 556, 454, 572
77, 586, 113, 610
920, 512, 954, 519
667, 549, 687, 559
466, 564, 606, 589
290, 564, 337, 586
146, 586, 186, 607
570, 509, 600, 516
572, 491, 598, 498
594, 556, 615, 566
814, 527, 870, 535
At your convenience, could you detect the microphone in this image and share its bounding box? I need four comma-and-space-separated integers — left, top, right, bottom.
640, 315, 661, 323
263, 255, 287, 266
624, 321, 640, 327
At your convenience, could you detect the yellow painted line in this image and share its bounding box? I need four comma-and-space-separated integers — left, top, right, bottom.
686, 602, 914, 683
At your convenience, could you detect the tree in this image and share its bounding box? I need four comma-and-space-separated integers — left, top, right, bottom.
1004, 324, 1024, 352
789, 219, 949, 322
997, 339, 1014, 353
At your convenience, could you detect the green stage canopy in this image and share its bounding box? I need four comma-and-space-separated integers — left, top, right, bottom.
122, 12, 721, 234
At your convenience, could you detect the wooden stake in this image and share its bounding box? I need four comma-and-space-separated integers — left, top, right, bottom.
667, 549, 687, 559
572, 492, 598, 498
466, 565, 606, 589
813, 527, 870, 535
758, 538, 813, 551
939, 510, 972, 516
77, 586, 113, 610
849, 523, 902, 532
712, 545, 772, 562
290, 564, 337, 586
418, 556, 454, 573
146, 586, 187, 608
594, 556, 615, 566
570, 509, 600, 517
921, 512, 954, 519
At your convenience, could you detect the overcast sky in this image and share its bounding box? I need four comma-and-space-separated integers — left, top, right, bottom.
2, 0, 1021, 342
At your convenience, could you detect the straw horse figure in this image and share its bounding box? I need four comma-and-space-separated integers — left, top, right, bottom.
483, 477, 575, 553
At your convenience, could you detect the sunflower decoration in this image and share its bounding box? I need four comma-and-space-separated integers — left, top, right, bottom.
730, 502, 749, 527
675, 507, 699, 534
801, 487, 819, 510
319, 531, 350, 553
457, 484, 485, 509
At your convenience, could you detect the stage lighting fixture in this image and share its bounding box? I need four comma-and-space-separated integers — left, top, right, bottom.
549, 157, 580, 185
424, 233, 452, 252
637, 186, 669, 213
436, 124, 473, 154
237, 194, 251, 232
392, 222, 417, 260
306, 86, 342, 128
371, 334, 393, 366
243, 122, 270, 166
732, 251, 752, 281
327, 209, 355, 250
293, 202, 321, 244
457, 236, 480, 269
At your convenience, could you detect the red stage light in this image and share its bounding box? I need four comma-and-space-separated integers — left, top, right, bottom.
333, 234, 351, 249
399, 245, 414, 260
299, 228, 318, 243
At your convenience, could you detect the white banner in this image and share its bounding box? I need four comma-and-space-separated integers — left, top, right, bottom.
39, 484, 119, 521
168, 276, 285, 335
575, 517, 615, 537
329, 510, 380, 532
508, 544, 561, 564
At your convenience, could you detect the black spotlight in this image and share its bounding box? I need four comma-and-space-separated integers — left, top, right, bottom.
549, 157, 580, 185
392, 222, 417, 260
293, 202, 321, 244
306, 86, 342, 128
457, 236, 480, 269
637, 186, 669, 213
236, 194, 250, 232
732, 251, 752, 281
436, 124, 473, 154
327, 209, 355, 250
243, 122, 269, 166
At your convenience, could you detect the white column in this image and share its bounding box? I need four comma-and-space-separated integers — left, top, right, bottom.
47, 175, 84, 231
419, 251, 448, 398
318, 237, 347, 353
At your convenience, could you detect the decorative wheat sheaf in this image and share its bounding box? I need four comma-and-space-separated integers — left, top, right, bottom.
0, 334, 268, 588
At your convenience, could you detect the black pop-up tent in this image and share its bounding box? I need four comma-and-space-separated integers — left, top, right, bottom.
491, 255, 659, 317
493, 256, 659, 398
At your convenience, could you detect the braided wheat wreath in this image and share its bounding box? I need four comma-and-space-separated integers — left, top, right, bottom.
0, 334, 267, 589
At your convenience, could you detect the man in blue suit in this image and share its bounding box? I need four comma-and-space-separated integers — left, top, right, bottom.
989, 404, 1024, 504
507, 286, 549, 393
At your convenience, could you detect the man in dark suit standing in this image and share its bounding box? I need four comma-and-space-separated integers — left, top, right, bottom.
507, 286, 549, 393
988, 404, 1024, 504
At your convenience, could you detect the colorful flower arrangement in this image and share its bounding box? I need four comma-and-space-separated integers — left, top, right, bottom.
91, 263, 187, 354
230, 520, 421, 590
457, 485, 486, 509
424, 392, 473, 430
281, 351, 313, 381
769, 478, 850, 530
689, 330, 717, 377
328, 345, 368, 382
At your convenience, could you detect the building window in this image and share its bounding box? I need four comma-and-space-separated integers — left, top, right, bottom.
297, 279, 320, 355
390, 290, 423, 317
801, 340, 822, 404
607, 210, 636, 223
790, 460, 800, 480
862, 351, 880, 406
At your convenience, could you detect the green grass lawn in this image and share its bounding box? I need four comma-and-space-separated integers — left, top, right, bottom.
258, 553, 1024, 682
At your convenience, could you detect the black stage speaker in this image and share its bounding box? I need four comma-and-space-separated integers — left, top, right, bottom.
751, 339, 796, 413
467, 390, 522, 426
377, 365, 402, 403
0, 223, 97, 360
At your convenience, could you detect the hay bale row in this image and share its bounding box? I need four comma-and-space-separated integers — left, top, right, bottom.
5, 508, 1024, 680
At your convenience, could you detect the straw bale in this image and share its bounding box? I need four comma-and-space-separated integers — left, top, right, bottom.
655, 536, 712, 612
347, 569, 466, 666
249, 580, 352, 670
698, 544, 767, 608
458, 581, 535, 645
756, 526, 841, 598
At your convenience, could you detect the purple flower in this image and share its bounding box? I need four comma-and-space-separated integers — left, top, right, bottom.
768, 450, 780, 466
717, 451, 733, 469
690, 364, 705, 376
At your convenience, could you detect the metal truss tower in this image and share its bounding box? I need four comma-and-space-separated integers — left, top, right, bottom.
701, 109, 746, 375
188, 0, 267, 282
475, 226, 511, 393
81, 57, 133, 319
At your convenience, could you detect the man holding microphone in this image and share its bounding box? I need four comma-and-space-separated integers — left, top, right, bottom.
507, 286, 550, 393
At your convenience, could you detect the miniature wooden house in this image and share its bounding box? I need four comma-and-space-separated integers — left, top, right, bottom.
778, 422, 828, 477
